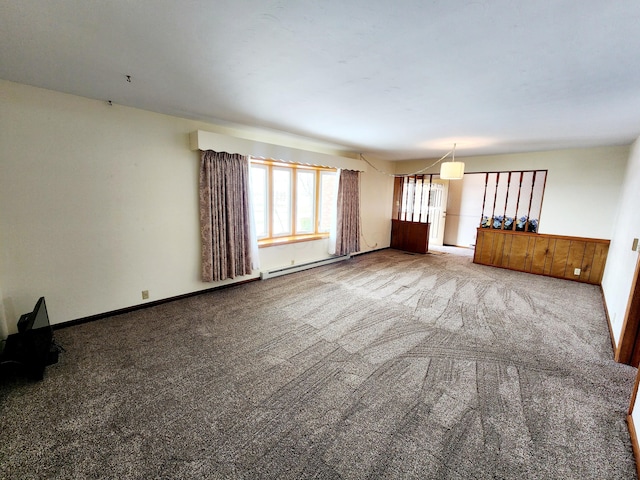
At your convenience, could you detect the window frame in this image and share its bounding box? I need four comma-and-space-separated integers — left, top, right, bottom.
271, 165, 293, 237
295, 168, 317, 235
249, 158, 337, 247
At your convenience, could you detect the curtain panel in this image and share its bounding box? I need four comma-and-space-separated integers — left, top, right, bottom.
335, 169, 361, 256
199, 151, 253, 282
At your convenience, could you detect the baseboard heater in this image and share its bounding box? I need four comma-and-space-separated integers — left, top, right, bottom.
260, 254, 350, 280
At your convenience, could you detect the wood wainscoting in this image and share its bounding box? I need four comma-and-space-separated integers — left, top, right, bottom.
390, 219, 430, 254
473, 228, 609, 285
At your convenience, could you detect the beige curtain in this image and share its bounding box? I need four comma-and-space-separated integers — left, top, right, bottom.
199, 151, 252, 282
335, 169, 361, 256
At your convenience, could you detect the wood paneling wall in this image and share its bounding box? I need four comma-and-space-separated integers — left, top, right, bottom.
391, 220, 430, 254
473, 228, 609, 284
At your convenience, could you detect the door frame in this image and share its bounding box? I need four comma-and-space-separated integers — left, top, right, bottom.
427, 179, 449, 247
615, 254, 640, 365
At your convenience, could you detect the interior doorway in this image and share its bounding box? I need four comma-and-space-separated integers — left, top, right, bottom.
443, 173, 485, 247
390, 175, 449, 253
427, 180, 448, 246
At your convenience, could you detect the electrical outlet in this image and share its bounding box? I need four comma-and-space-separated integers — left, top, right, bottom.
142, 290, 149, 300
633, 238, 639, 251
291, 260, 295, 265
573, 268, 581, 276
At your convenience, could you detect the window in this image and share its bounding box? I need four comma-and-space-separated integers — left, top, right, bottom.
272, 167, 292, 236
249, 159, 337, 245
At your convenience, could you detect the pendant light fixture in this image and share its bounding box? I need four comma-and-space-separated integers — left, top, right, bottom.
440, 143, 465, 180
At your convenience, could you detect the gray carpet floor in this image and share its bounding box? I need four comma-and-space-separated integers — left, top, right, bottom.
0, 247, 637, 479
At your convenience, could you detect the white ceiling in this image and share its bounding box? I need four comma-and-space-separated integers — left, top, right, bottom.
2, 1, 640, 160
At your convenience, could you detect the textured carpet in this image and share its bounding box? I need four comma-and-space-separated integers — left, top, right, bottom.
0, 247, 637, 479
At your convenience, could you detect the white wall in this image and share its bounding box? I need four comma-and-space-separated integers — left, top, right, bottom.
443, 173, 486, 247
3, 78, 629, 341
395, 146, 629, 239
0, 80, 393, 334
358, 158, 395, 252
602, 138, 640, 346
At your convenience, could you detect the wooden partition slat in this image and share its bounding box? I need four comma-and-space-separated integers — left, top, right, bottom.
493, 232, 508, 266
392, 177, 403, 220
509, 234, 531, 271
523, 236, 535, 272
530, 237, 551, 275
565, 241, 587, 280
500, 234, 513, 268
550, 239, 571, 277
579, 243, 596, 282
474, 228, 609, 285
589, 243, 609, 284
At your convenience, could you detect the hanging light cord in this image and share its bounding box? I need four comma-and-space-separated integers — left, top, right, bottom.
355, 147, 453, 248
357, 173, 377, 249
354, 143, 458, 249
359, 149, 454, 178
354, 144, 457, 249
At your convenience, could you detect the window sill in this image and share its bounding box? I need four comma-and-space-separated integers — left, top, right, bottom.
258, 234, 329, 248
